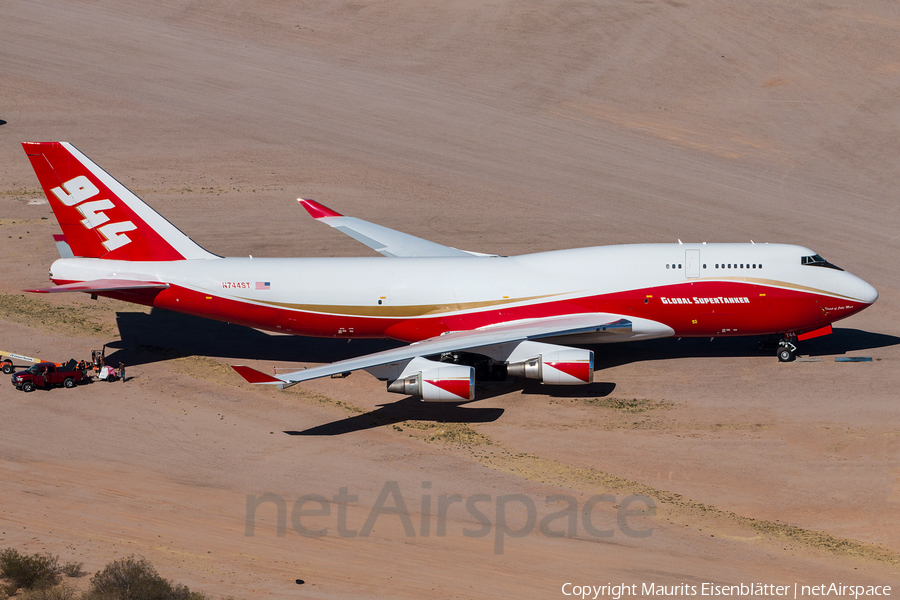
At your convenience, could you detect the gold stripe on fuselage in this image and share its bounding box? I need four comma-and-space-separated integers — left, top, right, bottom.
710, 277, 861, 302
229, 277, 857, 319
235, 293, 562, 318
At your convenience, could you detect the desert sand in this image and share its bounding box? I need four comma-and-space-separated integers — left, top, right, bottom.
1, 1, 899, 598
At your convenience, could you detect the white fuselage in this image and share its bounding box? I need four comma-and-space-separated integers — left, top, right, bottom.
48, 243, 877, 342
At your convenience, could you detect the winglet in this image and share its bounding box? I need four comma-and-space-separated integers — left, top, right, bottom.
296, 198, 478, 258
231, 365, 285, 384
298, 199, 342, 219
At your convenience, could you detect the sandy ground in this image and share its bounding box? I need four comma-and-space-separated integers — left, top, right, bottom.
1, 1, 900, 598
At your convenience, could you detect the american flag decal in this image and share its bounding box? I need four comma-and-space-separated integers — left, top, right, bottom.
255, 281, 271, 290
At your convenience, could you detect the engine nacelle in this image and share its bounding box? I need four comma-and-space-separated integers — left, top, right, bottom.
506, 346, 594, 385
387, 357, 475, 402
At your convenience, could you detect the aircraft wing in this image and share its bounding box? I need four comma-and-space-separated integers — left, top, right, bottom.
232, 312, 633, 387
299, 199, 494, 258
25, 279, 170, 293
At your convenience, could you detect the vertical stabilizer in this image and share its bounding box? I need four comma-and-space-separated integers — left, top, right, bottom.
23, 142, 216, 261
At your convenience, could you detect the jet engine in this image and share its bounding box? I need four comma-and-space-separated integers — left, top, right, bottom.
489, 341, 593, 385
387, 357, 475, 402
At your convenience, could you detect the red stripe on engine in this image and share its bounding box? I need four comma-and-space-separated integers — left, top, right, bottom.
425, 378, 472, 400
545, 361, 592, 383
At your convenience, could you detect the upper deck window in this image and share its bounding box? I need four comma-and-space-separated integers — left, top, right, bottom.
801, 254, 843, 271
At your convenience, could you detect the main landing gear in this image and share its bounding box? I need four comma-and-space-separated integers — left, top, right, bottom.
440, 351, 508, 381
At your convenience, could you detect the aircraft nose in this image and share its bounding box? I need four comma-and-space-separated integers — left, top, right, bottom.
859, 278, 878, 304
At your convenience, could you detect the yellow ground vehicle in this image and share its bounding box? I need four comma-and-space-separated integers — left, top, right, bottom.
0, 350, 61, 375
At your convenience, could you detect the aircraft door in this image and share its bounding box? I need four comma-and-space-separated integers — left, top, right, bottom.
685, 249, 700, 278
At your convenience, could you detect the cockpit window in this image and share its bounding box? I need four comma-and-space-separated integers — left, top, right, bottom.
801, 254, 843, 271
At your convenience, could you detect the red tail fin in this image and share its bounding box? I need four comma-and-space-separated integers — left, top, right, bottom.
23, 142, 215, 261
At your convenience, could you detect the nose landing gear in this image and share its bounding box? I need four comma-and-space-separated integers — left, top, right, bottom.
764, 326, 833, 363
777, 340, 797, 362
760, 334, 798, 362
776, 331, 799, 362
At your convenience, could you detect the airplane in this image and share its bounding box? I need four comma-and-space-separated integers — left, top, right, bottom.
22, 142, 879, 401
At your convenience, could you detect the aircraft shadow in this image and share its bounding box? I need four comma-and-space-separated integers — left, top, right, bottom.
472, 379, 617, 401
286, 397, 505, 436
99, 312, 894, 436
284, 380, 615, 436
107, 311, 894, 371
105, 308, 402, 367
592, 328, 899, 370
800, 328, 900, 356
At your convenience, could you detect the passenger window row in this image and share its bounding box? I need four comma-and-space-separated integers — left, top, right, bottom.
665, 263, 763, 269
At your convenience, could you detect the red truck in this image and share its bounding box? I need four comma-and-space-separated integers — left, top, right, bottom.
11, 361, 85, 392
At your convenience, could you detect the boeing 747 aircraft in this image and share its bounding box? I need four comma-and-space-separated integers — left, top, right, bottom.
23, 142, 878, 401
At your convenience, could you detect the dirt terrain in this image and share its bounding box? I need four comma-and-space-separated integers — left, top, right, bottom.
1, 1, 899, 598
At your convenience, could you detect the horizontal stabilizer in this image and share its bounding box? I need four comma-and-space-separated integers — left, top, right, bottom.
26, 279, 170, 293
53, 234, 75, 259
